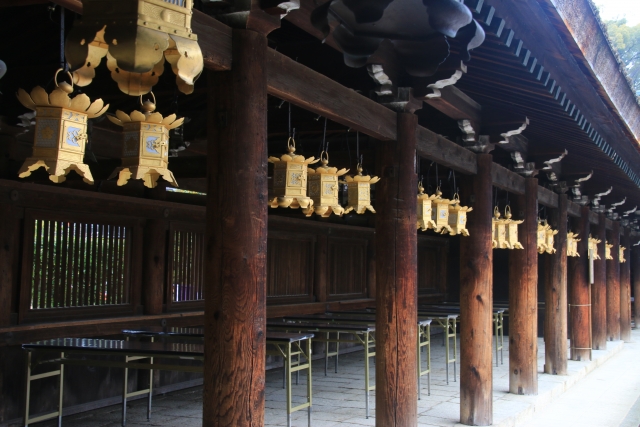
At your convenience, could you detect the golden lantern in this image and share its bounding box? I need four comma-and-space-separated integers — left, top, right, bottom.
107, 93, 181, 188
417, 182, 436, 231
492, 207, 507, 249
537, 220, 551, 254
430, 188, 455, 234
588, 237, 602, 260
448, 193, 473, 236
567, 232, 580, 257
65, 0, 203, 95
503, 206, 524, 249
605, 241, 613, 260
545, 226, 558, 254
342, 163, 380, 214
268, 137, 318, 211
620, 246, 627, 263
16, 70, 109, 184
303, 152, 349, 217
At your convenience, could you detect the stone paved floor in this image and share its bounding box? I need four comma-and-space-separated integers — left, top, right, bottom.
35, 329, 635, 427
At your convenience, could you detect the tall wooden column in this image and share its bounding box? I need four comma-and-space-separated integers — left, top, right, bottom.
543, 193, 568, 374
459, 154, 493, 425
569, 207, 591, 361
375, 112, 418, 427
204, 29, 268, 427
607, 221, 621, 341
591, 213, 607, 349
620, 227, 631, 342
633, 247, 640, 330
508, 178, 538, 395
142, 219, 167, 315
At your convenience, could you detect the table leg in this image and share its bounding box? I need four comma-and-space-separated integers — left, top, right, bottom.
58, 352, 64, 427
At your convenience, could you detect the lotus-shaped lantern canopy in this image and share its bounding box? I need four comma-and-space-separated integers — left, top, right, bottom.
65, 0, 203, 96
342, 164, 380, 214
448, 193, 472, 236
268, 137, 319, 210
107, 94, 182, 188
567, 232, 580, 257
16, 70, 109, 184
605, 241, 614, 260
417, 182, 437, 231
303, 152, 349, 217
620, 246, 627, 263
589, 236, 602, 260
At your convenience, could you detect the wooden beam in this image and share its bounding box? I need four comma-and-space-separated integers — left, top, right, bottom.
204, 30, 268, 427
424, 85, 482, 129
569, 206, 591, 361
375, 112, 418, 426
544, 193, 568, 374
567, 201, 582, 218
459, 154, 493, 425
605, 218, 614, 231
589, 211, 599, 225
508, 177, 539, 395
606, 221, 621, 341
538, 187, 558, 208
620, 227, 631, 342
491, 163, 524, 194
592, 213, 608, 350
416, 127, 477, 175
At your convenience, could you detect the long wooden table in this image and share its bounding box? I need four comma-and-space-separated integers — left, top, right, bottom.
267, 320, 376, 418
23, 331, 313, 427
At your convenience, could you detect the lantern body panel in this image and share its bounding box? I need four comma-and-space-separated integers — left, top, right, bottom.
567, 233, 580, 257
506, 221, 524, 249
417, 197, 435, 231
304, 167, 347, 217
545, 229, 558, 254
589, 237, 602, 260
448, 205, 472, 236
431, 200, 453, 233
493, 221, 507, 249
620, 246, 626, 263
345, 181, 375, 214
19, 106, 94, 184
268, 150, 317, 210
605, 242, 613, 260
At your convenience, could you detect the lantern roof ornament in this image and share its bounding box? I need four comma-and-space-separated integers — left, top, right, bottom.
268, 137, 319, 210
107, 93, 182, 188
65, 0, 203, 96
16, 69, 109, 184
303, 152, 349, 217
343, 163, 380, 214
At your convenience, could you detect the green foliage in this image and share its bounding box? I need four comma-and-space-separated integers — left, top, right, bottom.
604, 19, 640, 94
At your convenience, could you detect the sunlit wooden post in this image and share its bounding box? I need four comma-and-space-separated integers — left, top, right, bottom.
204, 29, 268, 427
544, 192, 568, 374
508, 178, 538, 395
591, 213, 607, 349
459, 154, 493, 425
569, 207, 590, 361
620, 227, 631, 342
607, 221, 621, 341
375, 111, 418, 427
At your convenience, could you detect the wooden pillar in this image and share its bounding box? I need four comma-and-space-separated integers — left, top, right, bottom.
633, 247, 640, 330
508, 177, 538, 395
142, 219, 167, 315
204, 29, 268, 427
0, 203, 20, 327
375, 112, 418, 427
569, 207, 591, 361
591, 213, 607, 349
314, 234, 328, 303
543, 193, 568, 374
620, 227, 631, 342
459, 154, 493, 425
607, 221, 621, 341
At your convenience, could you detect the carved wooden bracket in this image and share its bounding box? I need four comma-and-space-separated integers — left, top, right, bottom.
456, 120, 494, 153
211, 0, 300, 34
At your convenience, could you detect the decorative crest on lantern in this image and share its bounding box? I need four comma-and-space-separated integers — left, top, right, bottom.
605, 241, 613, 260
65, 0, 203, 95
107, 93, 181, 188
342, 163, 380, 214
268, 137, 319, 211
588, 236, 601, 260
620, 246, 627, 263
448, 193, 473, 236
567, 232, 580, 257
16, 69, 109, 184
303, 152, 349, 217
417, 182, 436, 231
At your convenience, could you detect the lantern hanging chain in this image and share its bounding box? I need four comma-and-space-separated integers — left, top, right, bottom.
322, 117, 329, 154
346, 130, 351, 170
357, 131, 362, 166
427, 161, 434, 193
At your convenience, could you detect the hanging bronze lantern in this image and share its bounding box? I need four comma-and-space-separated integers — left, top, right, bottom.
545, 226, 558, 254
16, 69, 109, 184
431, 188, 454, 234
268, 137, 319, 211
417, 182, 436, 231
605, 241, 613, 260
343, 163, 380, 214
567, 232, 580, 257
620, 246, 627, 263
65, 0, 203, 96
448, 193, 473, 236
107, 93, 181, 188
492, 207, 507, 249
504, 206, 524, 249
537, 220, 551, 254
589, 237, 602, 260
303, 152, 349, 217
